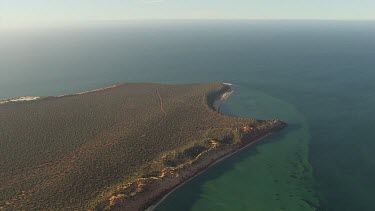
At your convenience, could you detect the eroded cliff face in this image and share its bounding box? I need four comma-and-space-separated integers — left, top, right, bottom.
96, 120, 287, 211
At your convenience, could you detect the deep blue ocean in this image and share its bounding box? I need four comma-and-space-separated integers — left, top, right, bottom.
1, 21, 375, 211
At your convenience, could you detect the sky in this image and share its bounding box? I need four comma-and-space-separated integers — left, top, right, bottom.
1, 0, 375, 28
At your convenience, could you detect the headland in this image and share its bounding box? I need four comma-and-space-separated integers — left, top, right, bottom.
0, 82, 286, 210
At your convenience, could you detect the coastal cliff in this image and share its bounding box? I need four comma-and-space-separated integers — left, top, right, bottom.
96, 85, 287, 211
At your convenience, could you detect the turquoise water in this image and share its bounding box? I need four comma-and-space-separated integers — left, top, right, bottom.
1, 21, 375, 210
156, 87, 319, 211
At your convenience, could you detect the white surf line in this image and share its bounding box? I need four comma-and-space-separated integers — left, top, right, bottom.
0, 96, 41, 105
213, 83, 234, 112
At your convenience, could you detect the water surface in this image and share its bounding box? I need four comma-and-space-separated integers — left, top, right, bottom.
1, 20, 375, 210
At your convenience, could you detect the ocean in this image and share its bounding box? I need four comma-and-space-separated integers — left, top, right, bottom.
1, 20, 375, 211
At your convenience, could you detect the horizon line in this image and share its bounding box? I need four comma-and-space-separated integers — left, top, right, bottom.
2, 18, 375, 31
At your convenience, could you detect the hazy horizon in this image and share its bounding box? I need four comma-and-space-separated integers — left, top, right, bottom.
2, 19, 375, 32
1, 0, 375, 29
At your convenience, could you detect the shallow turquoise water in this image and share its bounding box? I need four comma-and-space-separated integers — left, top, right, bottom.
156, 87, 319, 210
1, 21, 375, 210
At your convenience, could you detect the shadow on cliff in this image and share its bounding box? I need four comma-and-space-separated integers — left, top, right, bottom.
155, 123, 302, 211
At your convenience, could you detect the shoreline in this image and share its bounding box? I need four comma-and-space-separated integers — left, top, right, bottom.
0, 83, 123, 105
0, 82, 232, 106
57, 84, 122, 98
0, 82, 228, 105
143, 83, 273, 211
0, 96, 41, 105
146, 133, 271, 211
107, 122, 285, 211
212, 83, 234, 113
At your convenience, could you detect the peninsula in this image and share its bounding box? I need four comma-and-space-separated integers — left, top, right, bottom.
0, 82, 286, 210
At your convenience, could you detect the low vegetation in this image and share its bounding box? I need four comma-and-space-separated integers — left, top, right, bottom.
0, 82, 283, 210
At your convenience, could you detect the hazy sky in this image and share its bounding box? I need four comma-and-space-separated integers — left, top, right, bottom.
1, 0, 375, 28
